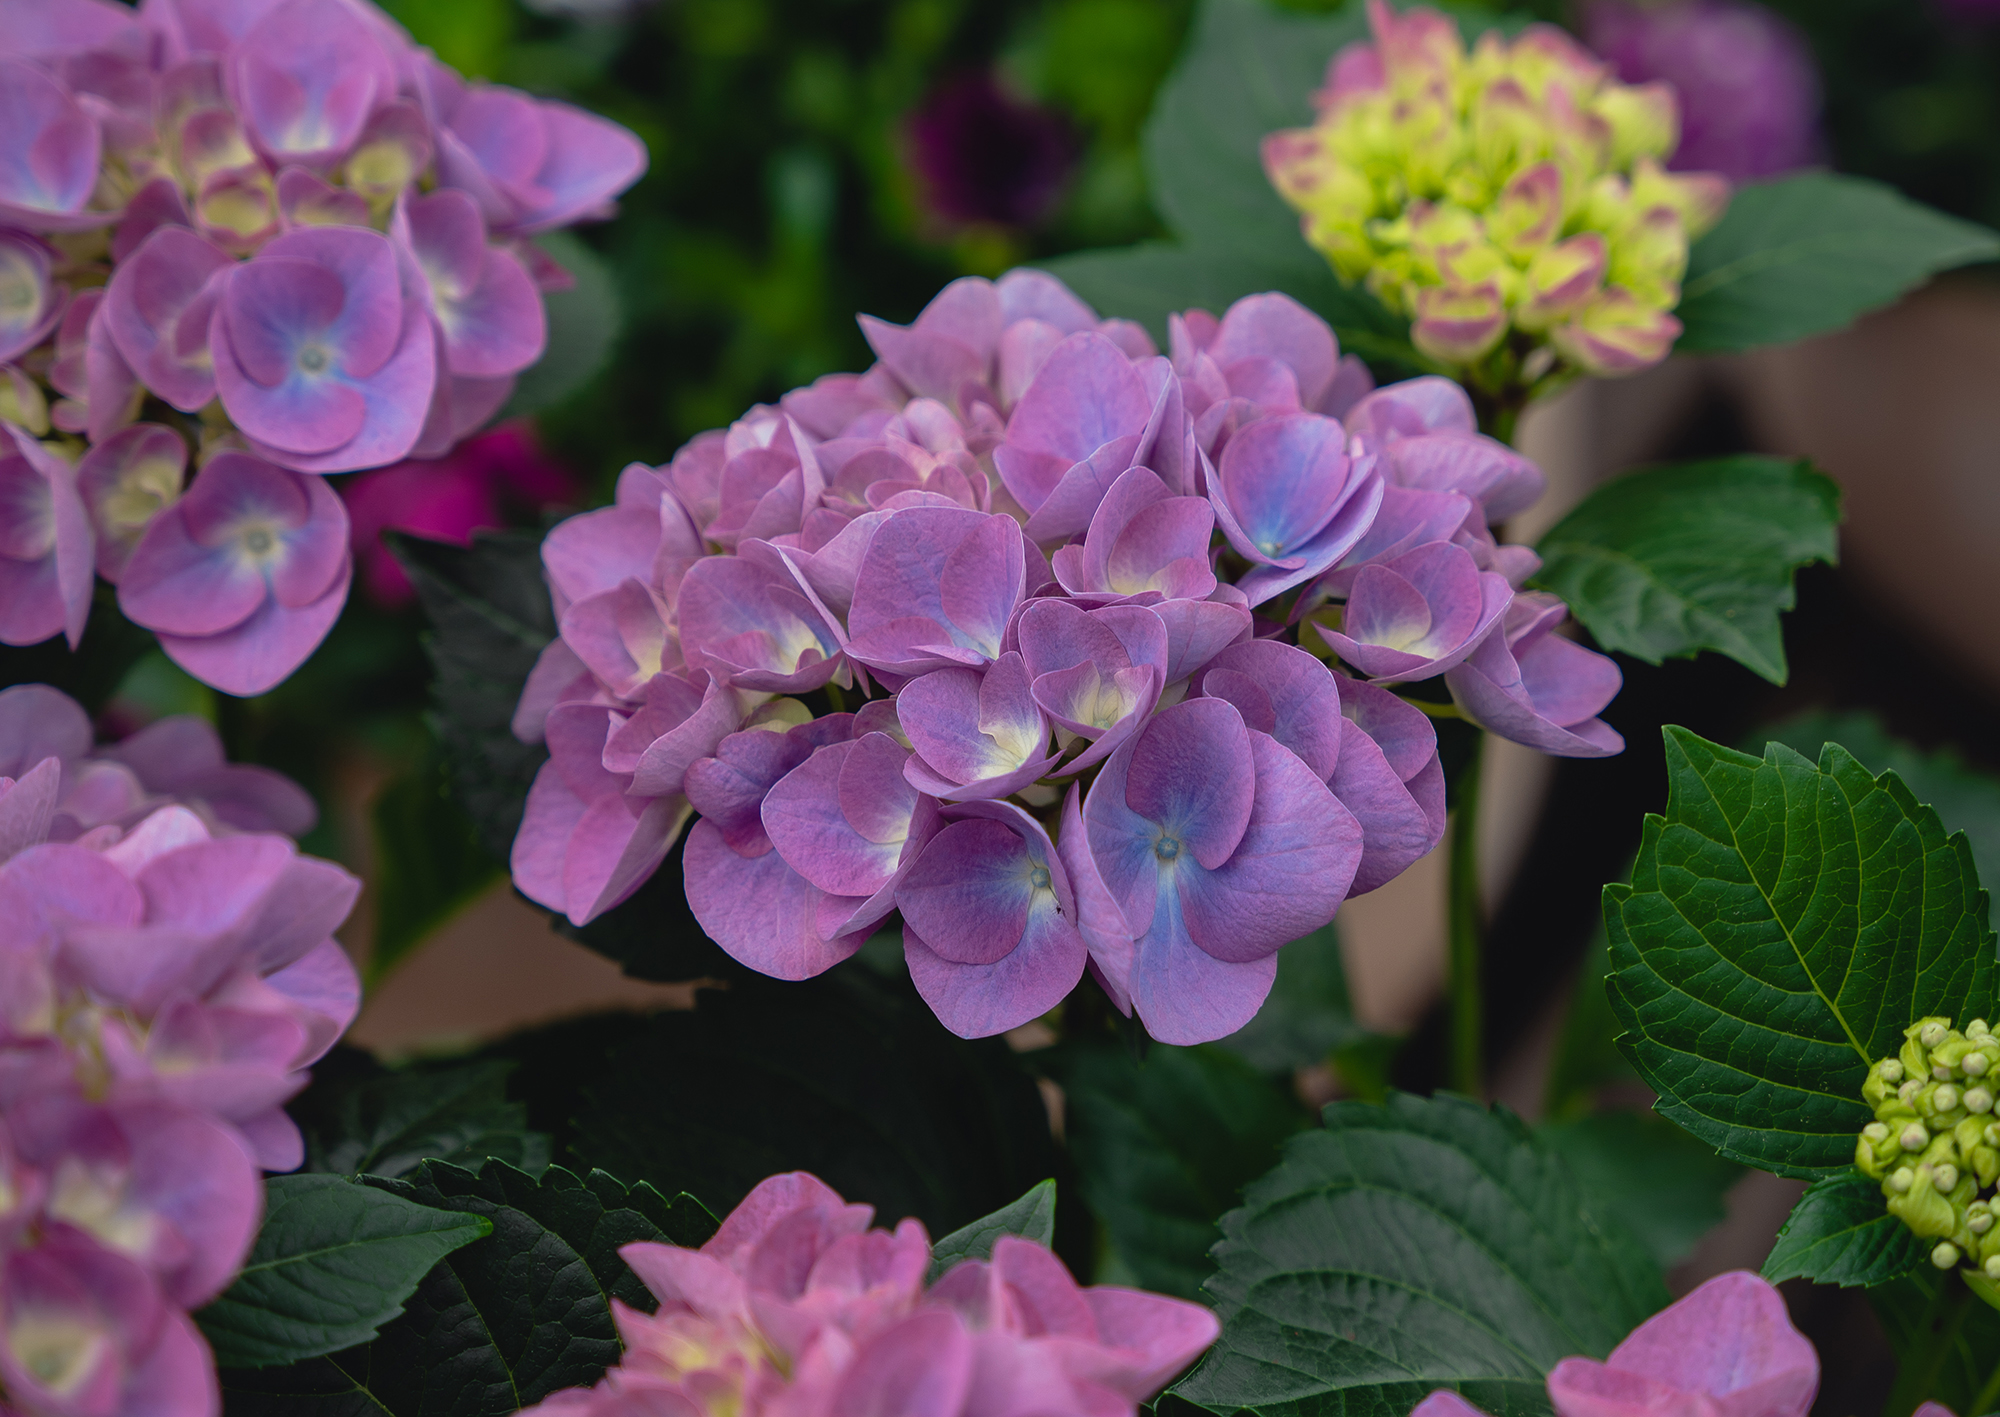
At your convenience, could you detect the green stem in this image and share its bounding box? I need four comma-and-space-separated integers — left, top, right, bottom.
1972, 1353, 2000, 1417
1891, 1276, 1974, 1417
1447, 731, 1486, 1097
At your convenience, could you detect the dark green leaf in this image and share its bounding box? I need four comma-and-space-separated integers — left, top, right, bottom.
221, 1161, 712, 1416
568, 968, 1059, 1238
1039, 1039, 1306, 1300
926, 1180, 1058, 1283
380, 1158, 719, 1314
1607, 729, 1998, 1178
1214, 923, 1375, 1074
1141, 0, 1360, 259
1763, 1171, 1926, 1288
1038, 0, 1531, 364
498, 232, 621, 420
1038, 236, 1416, 366
299, 1060, 550, 1180
367, 747, 502, 981
1531, 457, 1841, 685
1755, 711, 2000, 931
1677, 172, 2000, 354
1539, 1112, 1742, 1269
197, 1176, 490, 1370
391, 530, 552, 861
1174, 1091, 1667, 1417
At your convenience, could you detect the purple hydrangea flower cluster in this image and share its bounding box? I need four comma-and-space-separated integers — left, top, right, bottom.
513, 271, 1624, 1045
0, 683, 360, 1417
522, 1170, 1219, 1417
1581, 0, 1822, 184
0, 0, 646, 692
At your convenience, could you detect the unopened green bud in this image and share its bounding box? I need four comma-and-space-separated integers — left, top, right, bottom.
1973, 1019, 1993, 1040
1892, 1171, 1960, 1238
1985, 1122, 2000, 1148
1923, 1020, 1953, 1049
1901, 1081, 1924, 1106
1891, 1167, 1916, 1193
1986, 1255, 2000, 1280
1880, 1058, 1907, 1084
1937, 1085, 1963, 1113
1937, 1163, 1963, 1192
1970, 1088, 1995, 1114
1971, 1207, 1994, 1235
1935, 1242, 1961, 1268
1864, 1122, 1891, 1143
1903, 1122, 1931, 1150
1967, 1053, 1990, 1076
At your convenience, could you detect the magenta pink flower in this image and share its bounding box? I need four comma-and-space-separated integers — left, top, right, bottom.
1192, 639, 1442, 893
1444, 591, 1624, 758
342, 420, 577, 607
0, 803, 361, 1166
117, 450, 353, 696
76, 422, 187, 583
520, 1171, 1218, 1417
679, 714, 895, 979
1080, 697, 1361, 1043
899, 800, 1090, 1037
509, 267, 1608, 1044
1583, 0, 1821, 183
0, 421, 92, 651
844, 506, 1038, 680
1413, 1271, 1817, 1417
0, 681, 317, 843
1207, 412, 1383, 607
0, 231, 64, 366
0, 58, 111, 232
993, 332, 1184, 542
102, 226, 234, 415
424, 60, 649, 235
396, 188, 547, 381
209, 225, 437, 474
224, 0, 399, 167
512, 699, 705, 928
1050, 465, 1217, 605
1316, 540, 1513, 682
1171, 292, 1375, 448
0, 1236, 217, 1417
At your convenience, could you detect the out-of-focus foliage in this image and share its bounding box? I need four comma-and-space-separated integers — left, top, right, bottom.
1757, 0, 2000, 230
376, 0, 1198, 493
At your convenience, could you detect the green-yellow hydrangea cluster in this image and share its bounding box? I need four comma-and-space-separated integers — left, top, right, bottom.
1262, 0, 1729, 399
1857, 1016, 2000, 1277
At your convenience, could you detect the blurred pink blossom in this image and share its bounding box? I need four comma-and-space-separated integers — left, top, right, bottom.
342, 420, 578, 607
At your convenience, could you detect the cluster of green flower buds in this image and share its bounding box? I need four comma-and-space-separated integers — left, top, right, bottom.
1261, 0, 1729, 393
1857, 1016, 2000, 1277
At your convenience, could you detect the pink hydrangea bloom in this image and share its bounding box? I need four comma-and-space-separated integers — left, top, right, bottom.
1411, 1270, 1818, 1417
0, 0, 646, 692
0, 678, 360, 1417
342, 420, 578, 606
520, 1171, 1219, 1417
512, 273, 1619, 1043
